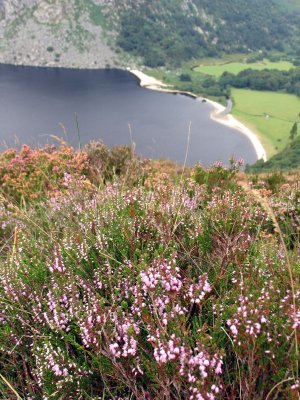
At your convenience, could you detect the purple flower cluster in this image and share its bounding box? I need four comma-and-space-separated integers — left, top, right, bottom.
1, 173, 299, 399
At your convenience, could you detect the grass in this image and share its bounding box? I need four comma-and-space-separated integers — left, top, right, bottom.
194, 59, 294, 78
144, 54, 248, 91
231, 88, 300, 157
144, 60, 300, 159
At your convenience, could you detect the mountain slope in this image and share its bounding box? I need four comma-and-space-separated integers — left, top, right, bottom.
117, 0, 300, 66
0, 0, 299, 68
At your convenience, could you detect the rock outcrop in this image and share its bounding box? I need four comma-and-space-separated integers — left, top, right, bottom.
0, 0, 123, 68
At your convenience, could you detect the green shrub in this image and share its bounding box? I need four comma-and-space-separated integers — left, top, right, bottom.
179, 73, 192, 82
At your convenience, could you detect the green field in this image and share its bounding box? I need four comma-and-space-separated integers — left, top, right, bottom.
231, 89, 300, 157
194, 59, 294, 77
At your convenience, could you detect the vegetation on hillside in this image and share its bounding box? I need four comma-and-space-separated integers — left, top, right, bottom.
219, 67, 300, 96
247, 136, 300, 172
0, 143, 299, 399
146, 58, 300, 159
117, 0, 300, 67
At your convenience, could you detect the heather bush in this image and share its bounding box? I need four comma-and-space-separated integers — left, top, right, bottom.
248, 173, 300, 250
0, 162, 299, 399
193, 159, 243, 192
0, 145, 88, 203
265, 172, 286, 193
0, 142, 145, 206
83, 141, 144, 185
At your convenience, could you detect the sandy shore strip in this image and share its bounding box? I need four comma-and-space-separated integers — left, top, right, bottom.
129, 69, 267, 162
129, 69, 198, 98
207, 99, 267, 162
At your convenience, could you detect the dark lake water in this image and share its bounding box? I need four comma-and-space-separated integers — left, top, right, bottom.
0, 65, 257, 166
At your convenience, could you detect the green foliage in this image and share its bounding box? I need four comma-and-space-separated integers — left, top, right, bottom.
246, 136, 300, 171
219, 67, 300, 96
179, 73, 192, 82
145, 67, 229, 100
117, 1, 207, 67
290, 122, 298, 140
193, 159, 242, 192
85, 0, 106, 27
116, 0, 300, 67
266, 172, 286, 192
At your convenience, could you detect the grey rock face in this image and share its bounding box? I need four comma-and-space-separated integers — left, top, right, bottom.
0, 0, 129, 69
0, 0, 38, 19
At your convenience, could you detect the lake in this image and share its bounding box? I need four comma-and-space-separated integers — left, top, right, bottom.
0, 65, 257, 166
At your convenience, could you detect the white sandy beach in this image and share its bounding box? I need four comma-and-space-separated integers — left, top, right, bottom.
129, 69, 198, 98
129, 69, 267, 162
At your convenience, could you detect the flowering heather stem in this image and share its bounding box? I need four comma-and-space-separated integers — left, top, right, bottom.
240, 182, 299, 380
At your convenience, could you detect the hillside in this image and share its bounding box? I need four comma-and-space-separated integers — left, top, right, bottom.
247, 136, 300, 172
0, 0, 300, 68
0, 143, 299, 399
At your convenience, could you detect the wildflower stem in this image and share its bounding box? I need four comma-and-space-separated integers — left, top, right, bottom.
0, 374, 22, 399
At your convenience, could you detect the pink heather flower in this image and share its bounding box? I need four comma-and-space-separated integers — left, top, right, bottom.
63, 172, 72, 184
213, 161, 225, 169
188, 274, 211, 304
153, 335, 182, 364
230, 324, 238, 336
292, 309, 300, 329
52, 364, 62, 376
49, 253, 65, 274
109, 343, 121, 358
291, 380, 299, 390
211, 384, 220, 394
215, 360, 223, 375
140, 260, 182, 294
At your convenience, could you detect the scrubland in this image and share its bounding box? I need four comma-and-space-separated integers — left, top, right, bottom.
0, 143, 299, 399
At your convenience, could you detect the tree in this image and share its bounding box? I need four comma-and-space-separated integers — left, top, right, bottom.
290, 122, 298, 140
179, 73, 192, 82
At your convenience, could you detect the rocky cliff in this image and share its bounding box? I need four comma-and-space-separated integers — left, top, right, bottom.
0, 0, 123, 68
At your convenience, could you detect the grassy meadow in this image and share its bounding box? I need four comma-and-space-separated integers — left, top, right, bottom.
231, 89, 300, 157
0, 143, 300, 399
145, 55, 300, 160
194, 59, 294, 78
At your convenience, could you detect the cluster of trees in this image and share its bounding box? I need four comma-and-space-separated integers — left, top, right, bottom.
117, 0, 300, 67
175, 66, 300, 100
174, 73, 229, 98
219, 68, 300, 97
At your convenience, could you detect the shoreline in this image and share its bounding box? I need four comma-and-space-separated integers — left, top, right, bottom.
129, 69, 267, 162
